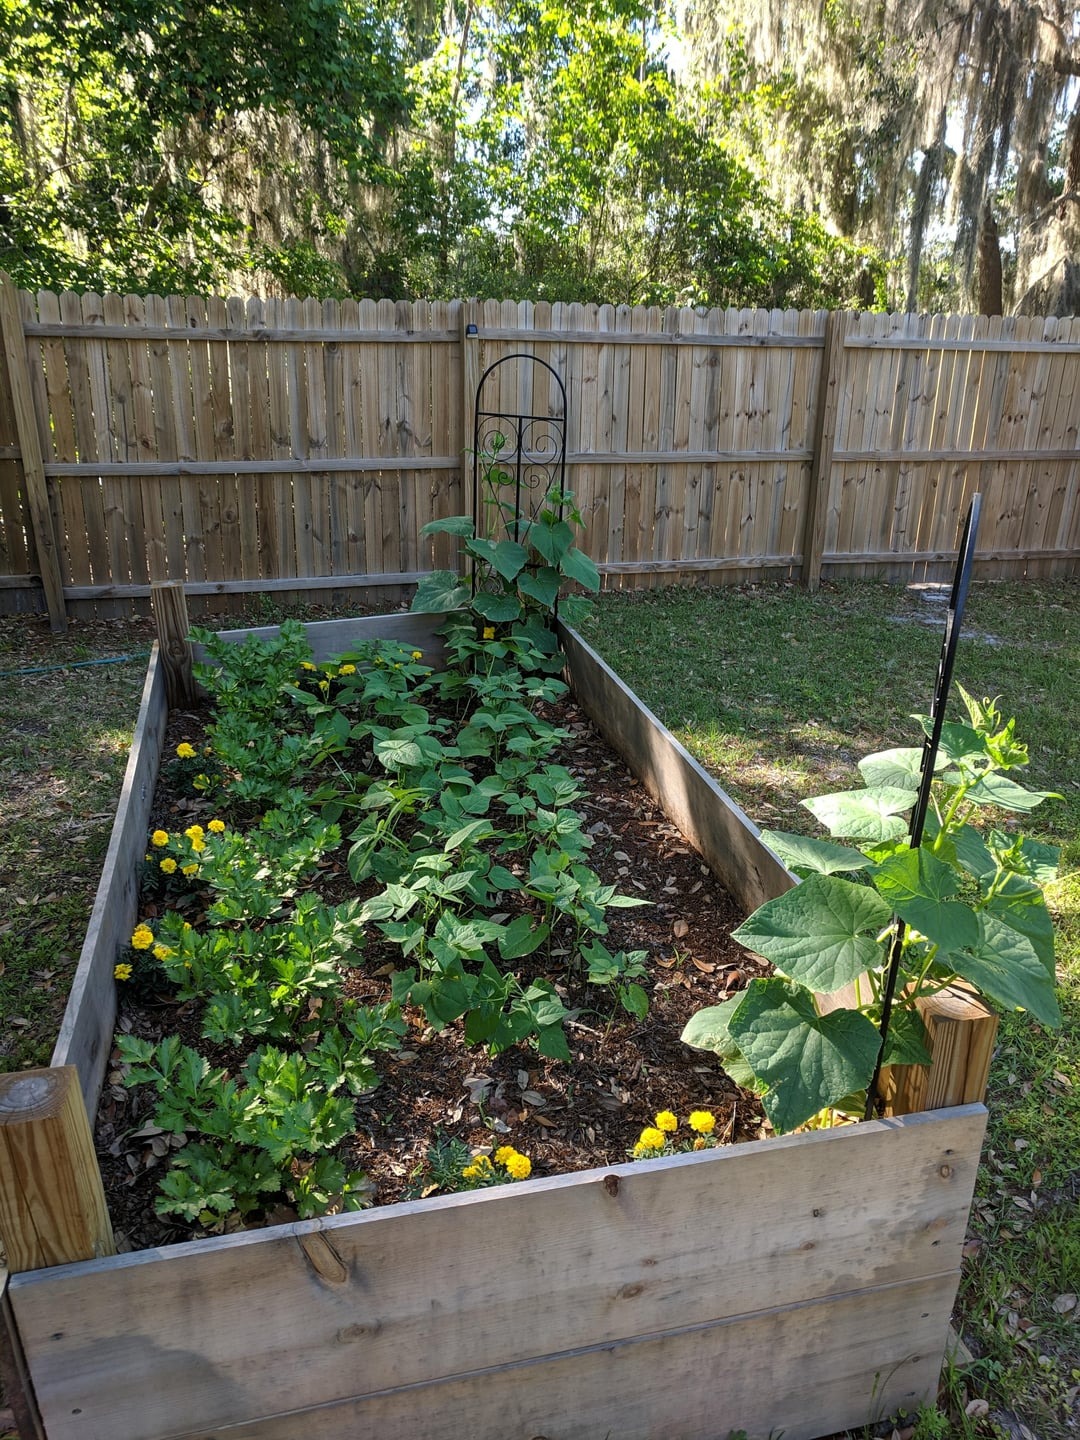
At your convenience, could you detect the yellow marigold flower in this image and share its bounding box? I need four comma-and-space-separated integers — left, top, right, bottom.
176, 742, 196, 759
301, 661, 317, 671
152, 944, 172, 962
636, 1126, 666, 1152
114, 962, 132, 981
461, 1164, 479, 1180
494, 1146, 516, 1167
688, 1110, 716, 1135
184, 824, 204, 841
482, 626, 495, 640
693, 1137, 707, 1150
208, 818, 225, 834
189, 835, 206, 853
130, 925, 154, 950
151, 829, 169, 847
411, 649, 423, 660
337, 663, 356, 676
655, 1110, 678, 1133
160, 857, 177, 874
504, 1152, 531, 1180
182, 863, 198, 876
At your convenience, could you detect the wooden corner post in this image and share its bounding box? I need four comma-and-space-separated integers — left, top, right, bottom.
880, 984, 999, 1116
0, 274, 67, 632
802, 309, 851, 592
0, 1066, 115, 1274
152, 579, 197, 707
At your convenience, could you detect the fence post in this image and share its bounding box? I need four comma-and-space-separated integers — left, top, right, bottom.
801, 308, 851, 592
0, 274, 67, 632
879, 984, 999, 1116
152, 579, 197, 707
0, 1066, 115, 1274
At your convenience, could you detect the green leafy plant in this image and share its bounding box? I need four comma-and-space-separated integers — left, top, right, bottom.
411, 433, 601, 635
683, 688, 1062, 1134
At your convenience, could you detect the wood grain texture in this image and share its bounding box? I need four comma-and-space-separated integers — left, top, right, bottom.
178, 1276, 958, 1440
880, 985, 999, 1115
1, 1270, 46, 1440
10, 1106, 985, 1440
0, 1068, 114, 1273
559, 622, 793, 914
50, 647, 167, 1113
151, 580, 195, 707
8, 290, 1080, 622
0, 278, 66, 628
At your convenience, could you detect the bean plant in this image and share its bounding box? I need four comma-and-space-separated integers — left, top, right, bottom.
118, 486, 654, 1227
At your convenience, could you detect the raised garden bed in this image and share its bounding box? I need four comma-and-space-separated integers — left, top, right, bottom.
0, 611, 987, 1440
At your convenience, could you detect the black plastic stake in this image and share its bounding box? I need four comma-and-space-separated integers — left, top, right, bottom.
863, 493, 983, 1120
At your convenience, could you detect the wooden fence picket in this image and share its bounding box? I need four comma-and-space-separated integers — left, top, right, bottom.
0, 281, 1076, 619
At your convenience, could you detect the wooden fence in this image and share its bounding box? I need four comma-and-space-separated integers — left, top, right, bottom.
0, 279, 1078, 628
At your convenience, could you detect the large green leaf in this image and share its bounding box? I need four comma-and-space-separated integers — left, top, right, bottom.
472, 589, 524, 623
466, 537, 529, 581
759, 829, 873, 876
986, 876, 1056, 976
498, 913, 550, 960
732, 874, 891, 993
872, 846, 979, 952
802, 786, 915, 842
420, 515, 475, 538
410, 571, 470, 614
559, 545, 601, 592
964, 773, 1061, 812
679, 995, 758, 1089
530, 517, 575, 566
945, 915, 1061, 1026
728, 980, 882, 1133
924, 815, 996, 883
857, 747, 928, 789
516, 566, 561, 609
880, 1006, 933, 1067
915, 718, 988, 766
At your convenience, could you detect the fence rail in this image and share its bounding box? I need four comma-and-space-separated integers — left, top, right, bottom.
0, 280, 1077, 627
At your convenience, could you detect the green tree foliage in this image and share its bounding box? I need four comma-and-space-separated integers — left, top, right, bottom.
0, 0, 412, 293
1, 0, 881, 306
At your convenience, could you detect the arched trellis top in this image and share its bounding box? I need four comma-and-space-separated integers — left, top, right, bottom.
472, 353, 567, 543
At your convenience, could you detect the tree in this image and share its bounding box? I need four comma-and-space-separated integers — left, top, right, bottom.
675, 0, 1080, 314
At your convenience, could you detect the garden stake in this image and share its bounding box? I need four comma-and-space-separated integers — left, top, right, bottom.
864, 493, 983, 1120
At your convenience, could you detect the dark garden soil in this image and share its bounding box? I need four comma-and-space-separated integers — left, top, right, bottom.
95, 694, 772, 1254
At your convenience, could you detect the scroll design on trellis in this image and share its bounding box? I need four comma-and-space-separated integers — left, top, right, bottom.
471, 354, 567, 545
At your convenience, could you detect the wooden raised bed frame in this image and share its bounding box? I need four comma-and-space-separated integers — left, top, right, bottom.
0, 612, 988, 1440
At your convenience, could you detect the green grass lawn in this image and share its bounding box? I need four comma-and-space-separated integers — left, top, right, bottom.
1, 579, 1076, 1439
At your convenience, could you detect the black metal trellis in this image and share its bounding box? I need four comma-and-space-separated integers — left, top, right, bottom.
863, 493, 983, 1120
471, 354, 567, 547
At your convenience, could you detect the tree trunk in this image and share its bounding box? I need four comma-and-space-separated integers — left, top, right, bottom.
977, 200, 1003, 316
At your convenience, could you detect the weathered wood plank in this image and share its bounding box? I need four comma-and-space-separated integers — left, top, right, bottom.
175, 1275, 959, 1440
10, 1106, 985, 1440
1, 1269, 45, 1440
559, 622, 793, 913
50, 646, 167, 1113
192, 611, 450, 665
0, 280, 66, 628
